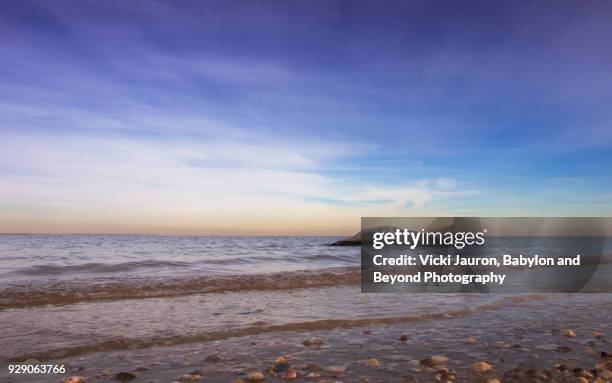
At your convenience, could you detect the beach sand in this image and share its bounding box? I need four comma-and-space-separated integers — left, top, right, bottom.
2, 292, 611, 383
1, 236, 610, 382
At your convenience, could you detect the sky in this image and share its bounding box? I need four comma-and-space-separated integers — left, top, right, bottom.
1, 0, 612, 235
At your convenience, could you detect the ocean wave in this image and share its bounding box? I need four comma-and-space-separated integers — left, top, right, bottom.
11, 260, 192, 276
5, 294, 545, 362
0, 267, 361, 310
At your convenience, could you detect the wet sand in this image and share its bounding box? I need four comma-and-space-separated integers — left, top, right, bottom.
2, 293, 611, 383
1, 236, 610, 382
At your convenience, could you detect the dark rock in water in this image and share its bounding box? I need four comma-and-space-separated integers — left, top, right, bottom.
329, 218, 459, 246
329, 226, 401, 246
113, 372, 137, 382
273, 363, 290, 373
206, 354, 220, 363
399, 334, 408, 341
328, 231, 363, 246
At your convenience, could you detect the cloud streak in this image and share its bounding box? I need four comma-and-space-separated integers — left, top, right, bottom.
1, 1, 612, 233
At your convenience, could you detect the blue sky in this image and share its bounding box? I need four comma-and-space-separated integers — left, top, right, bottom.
1, 0, 612, 234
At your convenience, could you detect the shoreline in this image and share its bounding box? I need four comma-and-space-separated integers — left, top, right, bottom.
2, 293, 610, 382
0, 267, 361, 310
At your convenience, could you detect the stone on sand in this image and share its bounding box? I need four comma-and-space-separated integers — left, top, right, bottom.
420, 355, 448, 367
327, 366, 347, 375
470, 362, 493, 374
303, 337, 323, 346
362, 358, 380, 367
62, 377, 86, 383
177, 372, 202, 381
593, 330, 604, 339
280, 368, 297, 380
247, 371, 265, 381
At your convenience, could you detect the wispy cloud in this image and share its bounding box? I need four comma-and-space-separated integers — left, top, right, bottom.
1, 1, 612, 233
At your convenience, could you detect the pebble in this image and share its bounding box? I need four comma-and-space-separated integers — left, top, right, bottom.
470, 361, 493, 374
247, 372, 265, 381
327, 366, 347, 375
465, 337, 478, 345
280, 368, 297, 380
486, 379, 501, 383
399, 335, 408, 341
177, 373, 202, 381
306, 372, 321, 378
275, 356, 287, 364
62, 377, 86, 383
593, 331, 604, 339
362, 358, 380, 367
113, 372, 137, 382
565, 329, 576, 337
578, 370, 594, 379
420, 355, 448, 367
303, 337, 323, 346
273, 362, 290, 373
206, 354, 220, 363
